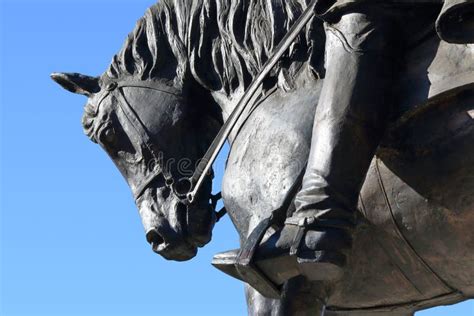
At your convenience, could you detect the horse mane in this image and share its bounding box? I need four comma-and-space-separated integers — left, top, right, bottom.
189, 0, 325, 94
106, 0, 189, 88
105, 0, 325, 95
83, 0, 325, 157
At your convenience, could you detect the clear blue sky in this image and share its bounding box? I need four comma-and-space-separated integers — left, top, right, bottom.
0, 0, 472, 315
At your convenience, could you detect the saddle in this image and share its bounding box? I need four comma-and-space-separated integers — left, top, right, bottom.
211, 82, 474, 299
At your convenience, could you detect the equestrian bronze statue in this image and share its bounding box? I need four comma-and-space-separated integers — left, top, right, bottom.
52, 0, 474, 314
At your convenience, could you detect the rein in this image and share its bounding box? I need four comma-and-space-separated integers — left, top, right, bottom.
92, 0, 317, 221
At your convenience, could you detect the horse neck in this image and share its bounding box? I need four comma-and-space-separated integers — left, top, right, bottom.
208, 62, 309, 144
210, 89, 243, 121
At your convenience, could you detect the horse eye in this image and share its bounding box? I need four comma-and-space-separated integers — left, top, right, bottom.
103, 128, 117, 145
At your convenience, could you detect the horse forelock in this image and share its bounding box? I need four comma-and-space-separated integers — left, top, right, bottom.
82, 102, 100, 143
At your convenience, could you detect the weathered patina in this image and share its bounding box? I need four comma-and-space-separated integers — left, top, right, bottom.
52, 0, 474, 314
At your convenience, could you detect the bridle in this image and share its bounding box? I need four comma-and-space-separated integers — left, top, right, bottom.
90, 78, 228, 221
91, 0, 317, 220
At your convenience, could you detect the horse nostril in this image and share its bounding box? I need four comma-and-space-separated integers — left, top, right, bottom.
146, 229, 164, 246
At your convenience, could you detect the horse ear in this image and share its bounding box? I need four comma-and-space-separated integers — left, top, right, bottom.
50, 72, 100, 97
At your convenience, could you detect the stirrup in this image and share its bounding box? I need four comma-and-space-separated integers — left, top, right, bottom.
285, 216, 356, 256
284, 215, 355, 281
212, 169, 307, 298
212, 217, 283, 299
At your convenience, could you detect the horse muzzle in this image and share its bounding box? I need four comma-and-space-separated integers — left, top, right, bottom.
146, 227, 198, 261
135, 175, 215, 261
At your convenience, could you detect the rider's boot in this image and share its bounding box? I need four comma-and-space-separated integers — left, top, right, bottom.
285, 8, 401, 281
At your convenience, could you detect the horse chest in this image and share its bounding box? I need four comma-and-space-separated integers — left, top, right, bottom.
221, 74, 323, 237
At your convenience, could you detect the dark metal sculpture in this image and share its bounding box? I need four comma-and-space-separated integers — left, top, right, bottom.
52, 0, 474, 314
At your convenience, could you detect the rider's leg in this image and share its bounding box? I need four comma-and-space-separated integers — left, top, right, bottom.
286, 8, 401, 280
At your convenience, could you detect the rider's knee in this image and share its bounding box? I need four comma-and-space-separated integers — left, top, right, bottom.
325, 7, 400, 55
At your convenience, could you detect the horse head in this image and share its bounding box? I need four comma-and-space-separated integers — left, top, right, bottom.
51, 72, 220, 261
